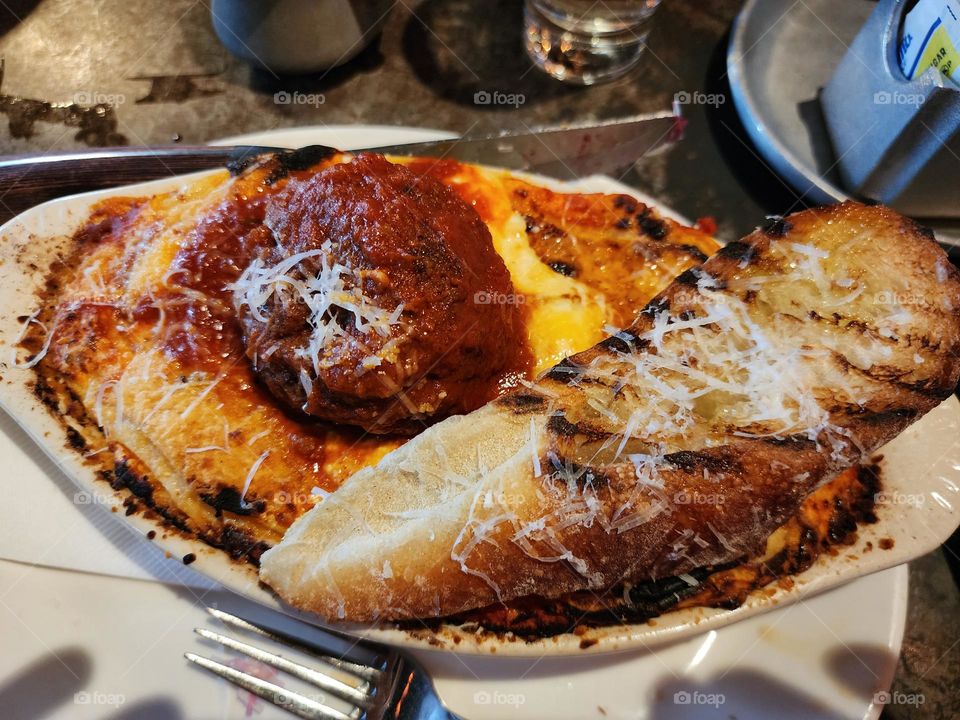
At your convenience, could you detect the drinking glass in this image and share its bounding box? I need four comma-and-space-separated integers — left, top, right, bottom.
211, 0, 395, 74
524, 0, 664, 85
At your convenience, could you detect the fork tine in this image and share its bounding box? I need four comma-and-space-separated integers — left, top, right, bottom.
184, 652, 359, 720
194, 627, 372, 708
206, 608, 381, 682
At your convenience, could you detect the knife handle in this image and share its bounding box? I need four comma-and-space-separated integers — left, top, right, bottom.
0, 146, 274, 224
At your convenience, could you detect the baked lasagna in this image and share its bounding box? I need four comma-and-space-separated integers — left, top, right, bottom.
20, 148, 959, 635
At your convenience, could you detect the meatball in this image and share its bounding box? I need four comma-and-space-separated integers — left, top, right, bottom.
233, 153, 526, 434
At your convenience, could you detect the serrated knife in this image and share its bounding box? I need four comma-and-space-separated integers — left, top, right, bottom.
0, 112, 682, 223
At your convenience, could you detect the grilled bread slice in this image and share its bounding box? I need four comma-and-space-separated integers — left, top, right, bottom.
260, 202, 960, 622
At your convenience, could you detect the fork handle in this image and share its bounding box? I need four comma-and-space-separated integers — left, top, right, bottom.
0, 145, 277, 224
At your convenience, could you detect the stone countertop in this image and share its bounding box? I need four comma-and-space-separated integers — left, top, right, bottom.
0, 0, 956, 717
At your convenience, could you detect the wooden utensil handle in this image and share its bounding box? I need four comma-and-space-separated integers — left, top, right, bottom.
0, 146, 274, 224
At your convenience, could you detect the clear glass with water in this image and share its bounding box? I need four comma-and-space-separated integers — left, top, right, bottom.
524, 0, 663, 85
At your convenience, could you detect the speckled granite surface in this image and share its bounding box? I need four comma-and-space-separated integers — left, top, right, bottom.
0, 0, 956, 716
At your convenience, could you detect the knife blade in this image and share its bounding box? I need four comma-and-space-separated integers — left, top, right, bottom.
366, 112, 682, 179
0, 113, 681, 223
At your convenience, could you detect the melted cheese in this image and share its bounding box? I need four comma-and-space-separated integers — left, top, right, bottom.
490, 210, 608, 375
125, 172, 231, 301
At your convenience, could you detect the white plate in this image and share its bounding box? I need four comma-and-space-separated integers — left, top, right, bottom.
0, 125, 953, 706
0, 556, 907, 720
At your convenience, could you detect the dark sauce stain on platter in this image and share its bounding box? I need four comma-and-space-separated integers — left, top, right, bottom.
130, 73, 223, 104
0, 60, 127, 146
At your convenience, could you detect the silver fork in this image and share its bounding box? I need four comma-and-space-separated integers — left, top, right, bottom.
185, 607, 457, 720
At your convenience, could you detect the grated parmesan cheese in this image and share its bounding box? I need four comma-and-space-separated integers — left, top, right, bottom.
239, 450, 270, 508
230, 241, 406, 384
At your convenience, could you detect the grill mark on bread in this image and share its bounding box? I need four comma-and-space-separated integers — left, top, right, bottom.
546, 413, 612, 441
597, 330, 647, 354
663, 449, 741, 474
674, 269, 699, 286
854, 407, 919, 425
803, 311, 955, 397
716, 241, 756, 265
498, 392, 549, 413
760, 435, 817, 450
863, 369, 951, 399
545, 457, 609, 486
761, 217, 793, 238
544, 358, 584, 381
672, 267, 727, 291
640, 297, 671, 318
824, 346, 954, 399
675, 244, 709, 262
808, 310, 944, 345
